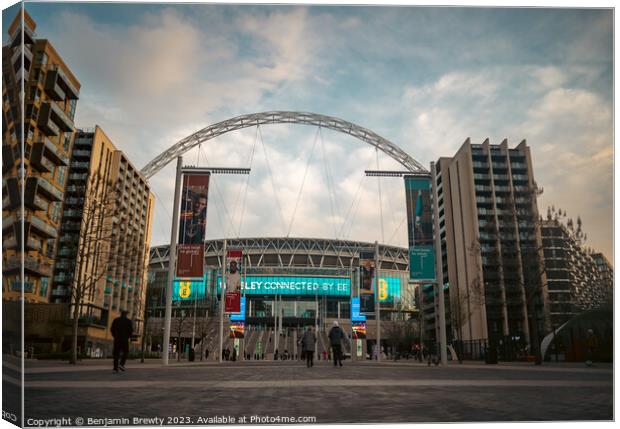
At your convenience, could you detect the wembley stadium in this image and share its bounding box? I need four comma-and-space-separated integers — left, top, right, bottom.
145, 237, 417, 360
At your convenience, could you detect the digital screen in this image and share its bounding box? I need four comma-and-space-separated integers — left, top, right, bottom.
217, 275, 350, 296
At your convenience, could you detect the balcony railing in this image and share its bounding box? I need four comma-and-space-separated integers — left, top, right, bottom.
4, 255, 52, 276
44, 71, 66, 101
28, 176, 63, 202
37, 137, 69, 166
28, 213, 58, 238
37, 109, 60, 136
47, 65, 80, 100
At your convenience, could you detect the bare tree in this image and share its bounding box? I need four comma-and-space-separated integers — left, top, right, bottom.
68, 175, 126, 364
174, 304, 190, 361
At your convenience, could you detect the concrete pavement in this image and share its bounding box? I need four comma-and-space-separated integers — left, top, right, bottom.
8, 359, 614, 424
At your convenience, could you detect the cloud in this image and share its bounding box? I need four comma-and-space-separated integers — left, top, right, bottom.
28, 5, 612, 260
398, 65, 612, 259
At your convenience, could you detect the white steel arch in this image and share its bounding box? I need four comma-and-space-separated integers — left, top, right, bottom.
140, 111, 428, 178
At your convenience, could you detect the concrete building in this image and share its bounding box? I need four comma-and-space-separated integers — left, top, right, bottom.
3, 10, 81, 303
48, 126, 155, 355
431, 138, 551, 355
541, 216, 613, 328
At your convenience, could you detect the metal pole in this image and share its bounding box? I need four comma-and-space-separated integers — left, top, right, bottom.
163, 156, 183, 365
375, 240, 381, 361
218, 239, 227, 363
431, 162, 448, 366
191, 285, 197, 348
315, 292, 318, 360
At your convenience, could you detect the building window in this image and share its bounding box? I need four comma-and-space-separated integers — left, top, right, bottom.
50, 202, 61, 223
63, 133, 72, 152
68, 99, 77, 120
36, 51, 48, 66
40, 277, 49, 297
56, 166, 66, 186
46, 239, 56, 258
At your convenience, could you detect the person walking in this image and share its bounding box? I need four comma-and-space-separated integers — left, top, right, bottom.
111, 310, 133, 373
586, 329, 599, 367
322, 350, 327, 361
328, 321, 346, 367
300, 326, 317, 368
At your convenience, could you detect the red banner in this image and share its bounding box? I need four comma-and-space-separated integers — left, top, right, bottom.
176, 244, 204, 278
225, 291, 241, 313
176, 173, 210, 278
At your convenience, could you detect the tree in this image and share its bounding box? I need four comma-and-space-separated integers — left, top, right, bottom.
196, 309, 211, 361
450, 239, 486, 362
68, 175, 123, 364
504, 183, 549, 365
174, 303, 190, 361
385, 318, 419, 360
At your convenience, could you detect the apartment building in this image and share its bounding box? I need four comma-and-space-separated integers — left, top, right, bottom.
541, 218, 613, 327
2, 10, 80, 303
431, 138, 551, 349
50, 126, 155, 355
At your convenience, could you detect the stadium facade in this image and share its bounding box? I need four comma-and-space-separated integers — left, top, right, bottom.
146, 237, 417, 359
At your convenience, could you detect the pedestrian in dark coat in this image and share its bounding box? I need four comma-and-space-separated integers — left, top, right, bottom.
300, 326, 317, 367
111, 310, 133, 373
328, 320, 346, 367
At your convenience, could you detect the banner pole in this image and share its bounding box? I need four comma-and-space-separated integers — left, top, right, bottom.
375, 240, 381, 362
219, 239, 227, 363
431, 162, 448, 366
163, 156, 183, 366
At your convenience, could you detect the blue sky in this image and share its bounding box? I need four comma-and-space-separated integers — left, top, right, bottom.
4, 2, 613, 260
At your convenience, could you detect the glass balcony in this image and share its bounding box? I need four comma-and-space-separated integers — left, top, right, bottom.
28, 213, 58, 238
5, 255, 52, 276
2, 214, 16, 231
36, 137, 69, 166
47, 65, 80, 100
38, 101, 73, 133
27, 176, 63, 202
44, 71, 66, 101
37, 107, 60, 136
30, 142, 55, 173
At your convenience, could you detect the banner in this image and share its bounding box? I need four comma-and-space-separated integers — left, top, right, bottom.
172, 278, 206, 301
357, 340, 363, 358
359, 250, 375, 314
404, 175, 436, 282
227, 249, 243, 293
230, 296, 246, 321
351, 297, 366, 322
225, 291, 241, 313
230, 322, 244, 339
352, 322, 367, 339
176, 173, 210, 278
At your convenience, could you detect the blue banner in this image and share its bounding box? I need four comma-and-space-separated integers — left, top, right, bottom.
409, 246, 436, 281
351, 297, 366, 322
404, 175, 436, 282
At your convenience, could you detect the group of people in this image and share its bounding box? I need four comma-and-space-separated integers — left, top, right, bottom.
222, 347, 238, 361
297, 321, 349, 368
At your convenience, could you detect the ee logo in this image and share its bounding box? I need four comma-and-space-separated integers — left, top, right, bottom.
179, 281, 192, 299
378, 279, 388, 301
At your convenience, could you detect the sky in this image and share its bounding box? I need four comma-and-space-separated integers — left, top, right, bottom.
3, 2, 614, 261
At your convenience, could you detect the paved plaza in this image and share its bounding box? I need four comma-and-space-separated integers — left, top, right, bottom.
3, 358, 614, 425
